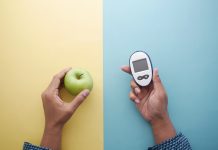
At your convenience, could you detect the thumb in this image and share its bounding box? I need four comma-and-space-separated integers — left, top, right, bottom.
121, 65, 131, 74
153, 68, 164, 90
70, 89, 90, 111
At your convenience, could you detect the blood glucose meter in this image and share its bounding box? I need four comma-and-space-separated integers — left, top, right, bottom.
129, 51, 153, 86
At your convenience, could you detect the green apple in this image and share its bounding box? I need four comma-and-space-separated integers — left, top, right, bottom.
64, 68, 93, 95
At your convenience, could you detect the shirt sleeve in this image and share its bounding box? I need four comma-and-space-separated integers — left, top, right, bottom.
148, 133, 192, 150
23, 142, 50, 150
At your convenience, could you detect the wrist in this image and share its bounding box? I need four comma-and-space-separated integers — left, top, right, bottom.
41, 123, 63, 149
150, 114, 176, 144
44, 123, 63, 136
150, 112, 170, 127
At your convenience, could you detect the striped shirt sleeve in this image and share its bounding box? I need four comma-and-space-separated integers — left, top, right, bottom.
23, 142, 50, 150
148, 133, 192, 150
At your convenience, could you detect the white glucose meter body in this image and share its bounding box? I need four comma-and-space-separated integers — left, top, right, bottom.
129, 51, 153, 87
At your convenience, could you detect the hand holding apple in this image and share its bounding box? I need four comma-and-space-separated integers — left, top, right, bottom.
40, 67, 91, 150
64, 68, 93, 95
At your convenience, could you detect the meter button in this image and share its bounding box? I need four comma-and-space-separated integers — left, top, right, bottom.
137, 76, 143, 80
144, 75, 149, 79
137, 75, 149, 80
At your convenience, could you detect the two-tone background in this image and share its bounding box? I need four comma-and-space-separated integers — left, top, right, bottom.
0, 0, 218, 149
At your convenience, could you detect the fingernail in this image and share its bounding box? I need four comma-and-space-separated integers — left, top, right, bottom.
135, 99, 140, 103
155, 68, 158, 74
82, 90, 90, 97
135, 88, 140, 94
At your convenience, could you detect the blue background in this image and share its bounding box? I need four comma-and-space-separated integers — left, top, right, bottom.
104, 0, 218, 149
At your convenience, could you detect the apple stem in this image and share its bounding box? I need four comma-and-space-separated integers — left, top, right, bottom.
79, 74, 83, 79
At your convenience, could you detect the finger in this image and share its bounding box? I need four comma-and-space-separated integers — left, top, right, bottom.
129, 91, 140, 103
48, 67, 72, 91
121, 65, 131, 74
69, 89, 90, 110
130, 80, 141, 95
138, 87, 152, 108
153, 68, 164, 91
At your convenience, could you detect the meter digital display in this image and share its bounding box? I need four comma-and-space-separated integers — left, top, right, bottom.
132, 58, 148, 73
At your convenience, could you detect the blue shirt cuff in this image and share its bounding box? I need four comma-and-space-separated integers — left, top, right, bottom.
23, 142, 50, 150
148, 133, 192, 150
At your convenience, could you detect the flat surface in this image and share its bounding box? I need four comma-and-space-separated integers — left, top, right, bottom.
104, 0, 218, 149
0, 0, 103, 149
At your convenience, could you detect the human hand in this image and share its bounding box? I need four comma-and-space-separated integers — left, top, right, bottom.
41, 67, 90, 129
121, 66, 176, 144
40, 67, 90, 150
121, 66, 168, 123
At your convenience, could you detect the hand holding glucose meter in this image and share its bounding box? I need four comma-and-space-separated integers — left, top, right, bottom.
129, 51, 153, 86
